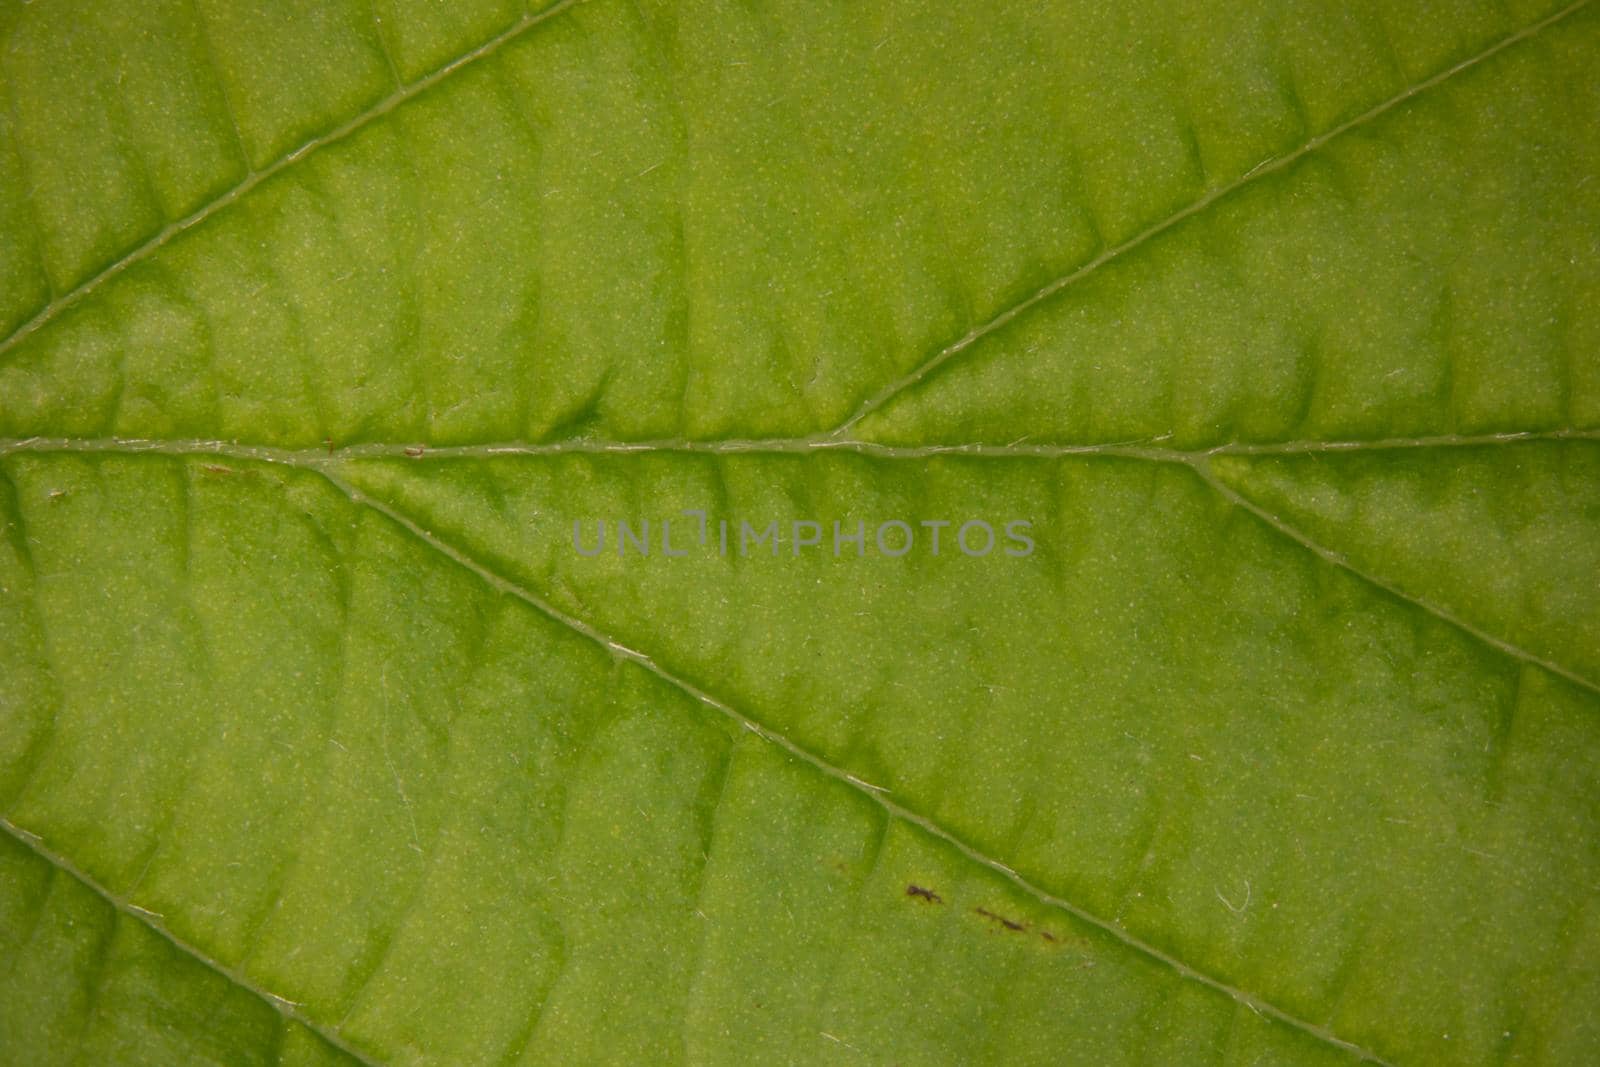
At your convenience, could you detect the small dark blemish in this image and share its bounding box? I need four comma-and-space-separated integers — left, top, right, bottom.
975, 906, 1025, 932
201, 464, 234, 476
905, 884, 942, 904
404, 446, 425, 458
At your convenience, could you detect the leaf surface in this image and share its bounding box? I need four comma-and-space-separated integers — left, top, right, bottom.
1, 1, 1598, 1064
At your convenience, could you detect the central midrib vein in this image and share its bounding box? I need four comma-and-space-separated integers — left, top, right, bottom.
3, 429, 1597, 696
1, 428, 1595, 463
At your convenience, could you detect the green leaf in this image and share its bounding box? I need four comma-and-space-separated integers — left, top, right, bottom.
1, 1, 1598, 1064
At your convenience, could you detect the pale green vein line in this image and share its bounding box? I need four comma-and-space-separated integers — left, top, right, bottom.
0, 815, 383, 1067
0, 0, 590, 363
1188, 456, 1600, 697
1, 428, 1595, 464
314, 465, 1394, 1067
825, 0, 1597, 437
1198, 430, 1600, 456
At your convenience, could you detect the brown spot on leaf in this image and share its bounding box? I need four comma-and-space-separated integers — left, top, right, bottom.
906, 884, 942, 904
974, 906, 1026, 932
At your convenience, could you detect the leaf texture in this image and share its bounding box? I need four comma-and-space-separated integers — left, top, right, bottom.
1, 1, 1598, 1064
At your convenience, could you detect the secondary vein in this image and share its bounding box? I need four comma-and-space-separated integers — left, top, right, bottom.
315, 465, 1395, 1066
0, 815, 385, 1067
1189, 457, 1600, 697
825, 0, 1597, 436
0, 0, 591, 363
